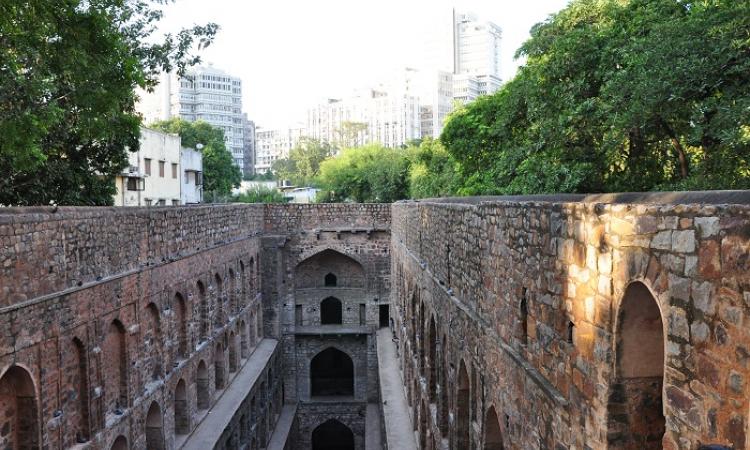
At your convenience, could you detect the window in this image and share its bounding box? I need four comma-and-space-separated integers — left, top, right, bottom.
126, 177, 144, 191
145, 199, 152, 206
196, 172, 203, 186
157, 199, 166, 206
172, 163, 178, 179
144, 158, 152, 175
159, 161, 165, 177
172, 199, 180, 206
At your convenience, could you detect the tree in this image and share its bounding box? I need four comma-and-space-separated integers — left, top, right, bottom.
408, 139, 460, 198
0, 0, 218, 205
234, 186, 288, 204
271, 138, 334, 185
441, 0, 750, 195
317, 144, 410, 203
150, 119, 241, 198
335, 121, 368, 149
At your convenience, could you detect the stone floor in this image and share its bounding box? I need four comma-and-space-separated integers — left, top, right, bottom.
376, 328, 418, 450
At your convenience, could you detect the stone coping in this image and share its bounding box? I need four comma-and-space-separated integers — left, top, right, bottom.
408, 190, 750, 206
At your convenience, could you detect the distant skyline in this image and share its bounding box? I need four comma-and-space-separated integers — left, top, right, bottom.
156, 0, 571, 128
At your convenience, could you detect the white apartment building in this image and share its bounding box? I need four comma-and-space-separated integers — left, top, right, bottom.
137, 65, 246, 170
254, 126, 305, 173
115, 128, 182, 206
180, 146, 203, 204
453, 10, 503, 99
243, 115, 256, 177
115, 128, 203, 206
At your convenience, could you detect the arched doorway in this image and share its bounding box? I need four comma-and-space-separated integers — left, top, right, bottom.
607, 282, 665, 449
320, 297, 342, 325
310, 348, 354, 397
484, 406, 504, 450
145, 401, 164, 450
214, 343, 225, 390
311, 419, 354, 450
174, 379, 189, 435
0, 366, 39, 450
197, 360, 209, 410
324, 273, 337, 287
456, 359, 470, 449
110, 435, 128, 450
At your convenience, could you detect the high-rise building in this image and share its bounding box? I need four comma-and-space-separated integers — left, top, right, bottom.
137, 65, 247, 170
243, 115, 256, 177
453, 10, 502, 97
254, 126, 305, 173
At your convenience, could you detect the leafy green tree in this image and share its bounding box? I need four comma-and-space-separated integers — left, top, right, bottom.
317, 144, 410, 203
0, 0, 218, 205
234, 186, 288, 203
442, 0, 750, 194
335, 121, 368, 148
272, 138, 334, 185
408, 139, 461, 198
150, 119, 241, 197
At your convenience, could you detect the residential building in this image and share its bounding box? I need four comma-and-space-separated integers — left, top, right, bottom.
254, 126, 305, 173
115, 128, 182, 206
243, 115, 256, 177
137, 65, 247, 170
452, 10, 503, 100
180, 146, 203, 204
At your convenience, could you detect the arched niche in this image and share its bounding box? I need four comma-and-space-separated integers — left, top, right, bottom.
310, 347, 354, 397
312, 419, 354, 450
145, 401, 164, 450
0, 365, 39, 450
607, 281, 665, 449
294, 249, 365, 289
320, 297, 343, 325
484, 405, 504, 450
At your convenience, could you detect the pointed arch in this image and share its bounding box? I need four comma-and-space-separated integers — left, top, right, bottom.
174, 379, 189, 435
229, 331, 238, 373
110, 435, 128, 450
312, 419, 354, 450
320, 297, 343, 325
145, 401, 164, 450
294, 249, 365, 289
197, 280, 208, 341
310, 347, 354, 397
484, 406, 504, 450
428, 315, 437, 401
196, 360, 209, 410
229, 267, 237, 316
104, 319, 128, 413
0, 365, 39, 450
215, 342, 226, 390
439, 334, 449, 436
240, 319, 249, 359
214, 273, 224, 329
174, 292, 188, 359
145, 302, 162, 380
607, 281, 665, 449
71, 337, 91, 443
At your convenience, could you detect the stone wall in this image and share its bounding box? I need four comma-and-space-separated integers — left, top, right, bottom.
391, 194, 750, 450
0, 205, 271, 450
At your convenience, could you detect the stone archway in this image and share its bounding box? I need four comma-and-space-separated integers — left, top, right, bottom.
484, 405, 504, 450
0, 365, 39, 450
607, 281, 665, 449
312, 419, 354, 450
145, 401, 164, 450
456, 359, 470, 449
310, 347, 354, 397
321, 297, 343, 324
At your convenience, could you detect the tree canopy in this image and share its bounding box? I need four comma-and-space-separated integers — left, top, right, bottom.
0, 0, 217, 205
441, 0, 750, 195
150, 118, 241, 198
271, 138, 334, 186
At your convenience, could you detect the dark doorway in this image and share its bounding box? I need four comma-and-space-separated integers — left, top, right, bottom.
324, 273, 337, 287
310, 348, 354, 397
312, 419, 354, 450
379, 304, 389, 328
320, 297, 342, 325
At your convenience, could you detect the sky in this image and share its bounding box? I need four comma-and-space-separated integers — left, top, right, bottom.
157, 0, 571, 128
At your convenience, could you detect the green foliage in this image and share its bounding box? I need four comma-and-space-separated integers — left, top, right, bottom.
335, 121, 368, 148
316, 144, 410, 203
441, 0, 750, 194
234, 186, 288, 204
271, 138, 334, 186
0, 0, 217, 205
150, 118, 241, 196
407, 139, 461, 198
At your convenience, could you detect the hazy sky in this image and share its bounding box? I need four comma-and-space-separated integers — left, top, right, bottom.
157, 0, 571, 128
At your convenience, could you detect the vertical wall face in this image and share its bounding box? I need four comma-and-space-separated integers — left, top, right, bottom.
0, 205, 271, 450
391, 196, 750, 450
262, 204, 391, 450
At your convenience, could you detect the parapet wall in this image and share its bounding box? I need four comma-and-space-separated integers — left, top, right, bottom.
391, 193, 750, 450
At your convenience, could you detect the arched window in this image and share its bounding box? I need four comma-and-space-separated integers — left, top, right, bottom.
214, 343, 225, 390
104, 320, 128, 413
324, 273, 337, 287
196, 361, 209, 410
608, 282, 665, 449
197, 280, 208, 341
310, 348, 354, 397
240, 320, 249, 359
175, 293, 188, 359
0, 366, 39, 450
110, 435, 128, 450
145, 401, 164, 450
456, 360, 470, 449
214, 273, 224, 329
320, 297, 342, 325
229, 268, 237, 316
71, 338, 91, 443
484, 406, 504, 450
294, 249, 364, 289
312, 419, 354, 450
